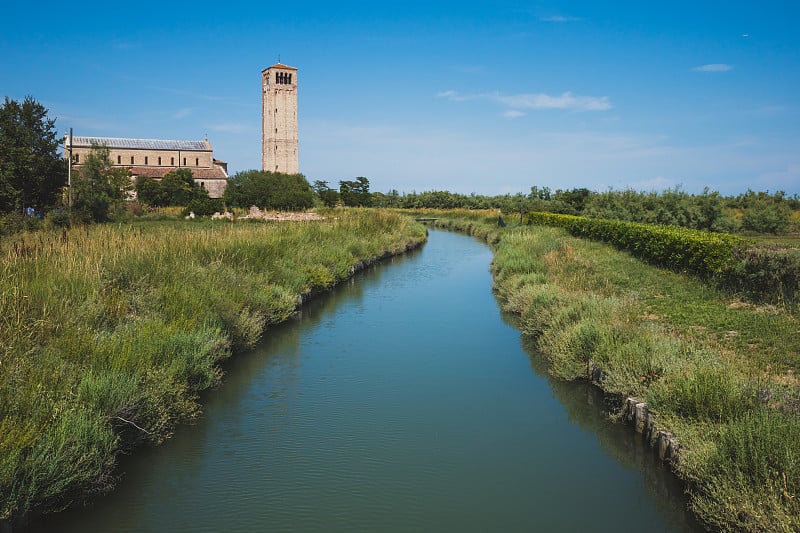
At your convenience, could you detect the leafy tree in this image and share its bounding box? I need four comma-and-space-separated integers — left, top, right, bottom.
502, 193, 531, 223
339, 176, 371, 207
160, 168, 198, 206
0, 96, 65, 214
73, 144, 132, 222
557, 188, 592, 213
135, 175, 167, 206
339, 180, 357, 207
354, 176, 372, 207
312, 180, 340, 207
223, 170, 314, 210
136, 168, 216, 210
742, 198, 791, 234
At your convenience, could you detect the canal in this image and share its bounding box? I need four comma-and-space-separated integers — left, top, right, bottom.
29, 229, 701, 532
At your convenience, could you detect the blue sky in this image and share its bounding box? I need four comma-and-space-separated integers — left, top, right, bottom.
2, 1, 799, 196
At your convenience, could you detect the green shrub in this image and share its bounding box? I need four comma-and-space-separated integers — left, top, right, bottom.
648, 365, 759, 422
720, 246, 800, 306
526, 212, 748, 278
44, 208, 71, 229
694, 409, 800, 531
742, 201, 791, 234
184, 197, 223, 217
527, 212, 800, 306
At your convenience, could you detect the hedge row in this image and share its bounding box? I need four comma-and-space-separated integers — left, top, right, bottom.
526, 212, 747, 277
525, 212, 800, 307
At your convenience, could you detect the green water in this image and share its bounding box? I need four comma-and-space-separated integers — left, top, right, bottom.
28, 230, 701, 532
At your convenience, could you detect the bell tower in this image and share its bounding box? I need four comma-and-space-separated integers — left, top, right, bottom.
262, 63, 298, 174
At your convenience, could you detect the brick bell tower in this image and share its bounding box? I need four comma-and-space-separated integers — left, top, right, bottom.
262, 63, 299, 174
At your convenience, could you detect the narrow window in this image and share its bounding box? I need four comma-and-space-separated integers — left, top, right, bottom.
183, 157, 186, 166
171, 157, 174, 165
130, 156, 134, 164
144, 156, 149, 165
117, 155, 121, 164
275, 73, 279, 83
74, 154, 80, 163
158, 156, 162, 165
195, 157, 199, 166
288, 74, 292, 84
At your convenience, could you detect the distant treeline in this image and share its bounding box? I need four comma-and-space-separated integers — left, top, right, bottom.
374, 187, 800, 235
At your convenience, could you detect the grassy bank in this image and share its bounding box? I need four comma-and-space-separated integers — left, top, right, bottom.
424, 210, 799, 531
0, 209, 426, 524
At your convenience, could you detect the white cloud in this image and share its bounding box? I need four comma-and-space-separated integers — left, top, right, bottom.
435, 90, 482, 103
692, 64, 734, 72
174, 107, 193, 119
497, 92, 611, 111
752, 164, 800, 191
438, 90, 612, 112
295, 119, 800, 197
540, 15, 581, 22
503, 110, 526, 119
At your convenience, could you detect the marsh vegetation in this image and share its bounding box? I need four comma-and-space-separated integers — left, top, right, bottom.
0, 209, 426, 524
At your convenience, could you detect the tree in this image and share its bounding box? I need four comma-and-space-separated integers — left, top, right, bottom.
312, 180, 340, 207
73, 144, 132, 222
0, 96, 65, 214
339, 176, 371, 207
223, 170, 314, 210
136, 169, 218, 212
135, 175, 167, 206
159, 168, 198, 206
741, 194, 791, 234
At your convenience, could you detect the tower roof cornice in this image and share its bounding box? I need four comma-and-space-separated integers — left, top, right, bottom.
262, 63, 297, 72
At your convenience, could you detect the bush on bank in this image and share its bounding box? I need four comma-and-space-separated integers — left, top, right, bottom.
0, 210, 426, 524
491, 227, 800, 532
526, 211, 800, 307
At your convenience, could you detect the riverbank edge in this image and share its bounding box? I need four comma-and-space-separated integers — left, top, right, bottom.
428, 213, 800, 531
423, 216, 697, 521
2, 221, 428, 532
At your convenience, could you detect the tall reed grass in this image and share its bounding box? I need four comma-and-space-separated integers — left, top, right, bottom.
0, 209, 426, 523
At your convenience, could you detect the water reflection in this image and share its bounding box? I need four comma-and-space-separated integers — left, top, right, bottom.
516, 334, 702, 531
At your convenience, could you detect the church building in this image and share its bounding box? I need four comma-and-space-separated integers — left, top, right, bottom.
262, 63, 299, 174
66, 136, 229, 198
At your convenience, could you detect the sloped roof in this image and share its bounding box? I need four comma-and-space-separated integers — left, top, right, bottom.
128, 166, 228, 180
262, 63, 297, 72
71, 137, 211, 151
